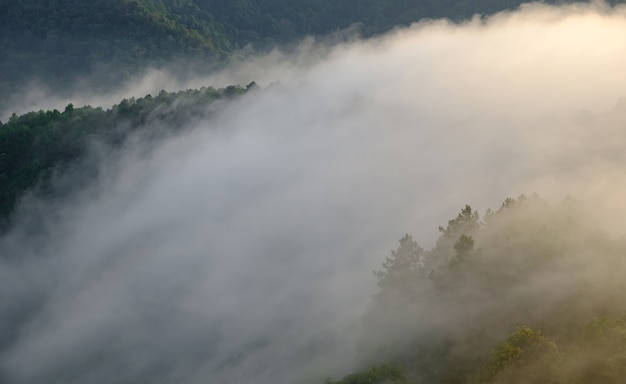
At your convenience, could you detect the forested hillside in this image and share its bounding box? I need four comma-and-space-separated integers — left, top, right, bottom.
0, 83, 254, 230
2, 0, 623, 104
0, 0, 228, 100
1, 1, 626, 383
332, 196, 626, 384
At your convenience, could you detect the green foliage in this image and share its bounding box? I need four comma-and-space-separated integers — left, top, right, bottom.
3, 0, 621, 103
375, 234, 425, 294
449, 234, 475, 268
582, 316, 626, 342
438, 205, 481, 239
430, 204, 480, 271
324, 364, 406, 384
454, 234, 474, 257
0, 83, 250, 229
566, 316, 626, 383
356, 196, 626, 384
0, 0, 227, 102
481, 326, 560, 381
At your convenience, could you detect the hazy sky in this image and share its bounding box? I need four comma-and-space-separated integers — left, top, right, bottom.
1, 2, 626, 383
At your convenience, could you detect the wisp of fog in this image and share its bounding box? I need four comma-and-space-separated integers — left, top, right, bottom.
1, 2, 626, 383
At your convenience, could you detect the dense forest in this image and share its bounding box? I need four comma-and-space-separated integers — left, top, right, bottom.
0, 83, 254, 230
1, 0, 626, 383
2, 0, 624, 104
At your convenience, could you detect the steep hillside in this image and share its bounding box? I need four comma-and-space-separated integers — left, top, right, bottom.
1, 2, 625, 383
2, 0, 621, 103
0, 82, 254, 230
0, 0, 229, 99
335, 196, 626, 384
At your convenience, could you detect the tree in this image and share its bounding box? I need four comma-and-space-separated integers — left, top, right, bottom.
448, 234, 475, 269
454, 234, 474, 258
374, 234, 424, 295
438, 205, 480, 240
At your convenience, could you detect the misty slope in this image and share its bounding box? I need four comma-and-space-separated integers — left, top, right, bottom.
2, 2, 626, 384
348, 196, 626, 384
0, 83, 253, 229
2, 0, 623, 105
0, 0, 228, 100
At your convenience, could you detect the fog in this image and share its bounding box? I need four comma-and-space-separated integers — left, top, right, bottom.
1, 2, 626, 383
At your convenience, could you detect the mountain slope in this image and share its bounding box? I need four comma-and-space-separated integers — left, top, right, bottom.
0, 0, 229, 98
0, 83, 254, 229
350, 196, 626, 384
2, 0, 621, 104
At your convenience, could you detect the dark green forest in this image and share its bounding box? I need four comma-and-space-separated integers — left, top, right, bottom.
2, 0, 624, 104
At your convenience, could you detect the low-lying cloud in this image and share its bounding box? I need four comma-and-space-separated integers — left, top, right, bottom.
1, 1, 626, 383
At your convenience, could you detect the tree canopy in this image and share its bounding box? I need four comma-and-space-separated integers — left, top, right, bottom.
1, 0, 621, 105
348, 195, 626, 384
0, 83, 251, 230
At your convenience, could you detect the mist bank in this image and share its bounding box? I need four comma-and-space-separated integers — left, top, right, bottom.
1, 2, 626, 383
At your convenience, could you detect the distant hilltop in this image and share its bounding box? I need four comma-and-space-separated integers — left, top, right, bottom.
1, 0, 615, 100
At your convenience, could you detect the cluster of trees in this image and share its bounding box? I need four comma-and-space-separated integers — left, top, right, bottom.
333, 195, 626, 383
0, 0, 231, 100
0, 83, 253, 230
325, 364, 407, 384
3, 0, 623, 104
